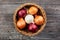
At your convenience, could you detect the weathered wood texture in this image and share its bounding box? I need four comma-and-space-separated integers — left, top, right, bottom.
0, 0, 60, 40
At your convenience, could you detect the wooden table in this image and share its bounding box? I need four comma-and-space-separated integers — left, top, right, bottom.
0, 0, 60, 40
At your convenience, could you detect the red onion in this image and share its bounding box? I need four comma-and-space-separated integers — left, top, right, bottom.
28, 23, 38, 32
17, 9, 27, 17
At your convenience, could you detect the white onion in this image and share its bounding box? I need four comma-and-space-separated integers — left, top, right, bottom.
25, 15, 34, 24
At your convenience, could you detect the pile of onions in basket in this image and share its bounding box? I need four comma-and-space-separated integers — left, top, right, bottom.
16, 6, 44, 33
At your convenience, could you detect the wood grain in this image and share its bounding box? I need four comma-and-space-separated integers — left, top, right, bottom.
0, 0, 60, 40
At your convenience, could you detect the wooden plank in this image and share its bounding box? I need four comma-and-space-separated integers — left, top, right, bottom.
0, 0, 60, 40
0, 0, 60, 4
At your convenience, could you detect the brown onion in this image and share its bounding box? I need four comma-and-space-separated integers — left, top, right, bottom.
17, 18, 26, 29
34, 15, 44, 25
28, 6, 38, 15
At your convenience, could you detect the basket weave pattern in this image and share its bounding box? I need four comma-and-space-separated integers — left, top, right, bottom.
13, 3, 47, 36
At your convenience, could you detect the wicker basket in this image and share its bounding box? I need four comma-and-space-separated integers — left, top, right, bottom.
13, 3, 47, 36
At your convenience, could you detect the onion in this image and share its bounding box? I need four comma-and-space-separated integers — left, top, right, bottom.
28, 23, 38, 32
28, 6, 38, 15
17, 18, 26, 29
34, 15, 44, 25
25, 15, 34, 24
17, 9, 27, 17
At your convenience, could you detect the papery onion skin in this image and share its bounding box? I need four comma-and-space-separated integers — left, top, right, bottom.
28, 23, 38, 33
25, 15, 34, 24
34, 15, 44, 25
28, 6, 38, 15
17, 9, 27, 17
17, 18, 26, 29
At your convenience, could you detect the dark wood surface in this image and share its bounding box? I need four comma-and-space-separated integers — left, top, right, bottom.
0, 0, 60, 40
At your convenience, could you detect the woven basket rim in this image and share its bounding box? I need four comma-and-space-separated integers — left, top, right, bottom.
13, 3, 47, 36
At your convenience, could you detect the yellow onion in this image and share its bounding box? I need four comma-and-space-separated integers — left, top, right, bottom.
34, 15, 44, 25
17, 18, 26, 29
28, 6, 38, 15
